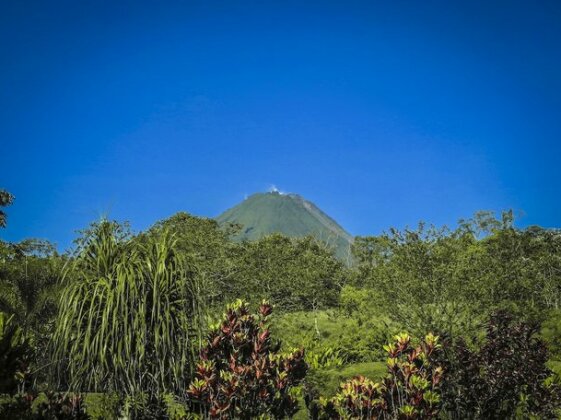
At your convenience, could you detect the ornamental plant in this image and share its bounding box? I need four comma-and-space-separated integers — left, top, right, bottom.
187, 300, 308, 419
439, 311, 561, 419
320, 333, 444, 419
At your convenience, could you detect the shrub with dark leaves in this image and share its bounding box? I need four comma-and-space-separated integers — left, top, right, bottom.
35, 392, 89, 419
187, 300, 308, 419
0, 392, 88, 419
440, 310, 561, 419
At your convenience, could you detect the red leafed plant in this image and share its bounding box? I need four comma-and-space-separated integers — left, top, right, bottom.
187, 300, 307, 419
320, 333, 444, 419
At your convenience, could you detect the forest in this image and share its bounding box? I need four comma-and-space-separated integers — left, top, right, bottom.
1, 189, 561, 419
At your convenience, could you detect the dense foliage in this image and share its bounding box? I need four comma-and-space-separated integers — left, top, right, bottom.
1, 188, 561, 418
0, 392, 88, 420
232, 234, 346, 311
143, 212, 238, 307
187, 300, 307, 418
0, 239, 62, 334
352, 211, 561, 337
273, 309, 395, 365
0, 313, 31, 394
315, 333, 444, 419
440, 311, 561, 419
52, 220, 205, 403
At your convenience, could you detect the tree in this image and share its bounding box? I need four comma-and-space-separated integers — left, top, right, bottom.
352, 222, 487, 337
143, 212, 238, 307
0, 239, 62, 334
232, 234, 346, 312
352, 211, 561, 337
0, 190, 14, 228
0, 239, 64, 391
52, 220, 206, 409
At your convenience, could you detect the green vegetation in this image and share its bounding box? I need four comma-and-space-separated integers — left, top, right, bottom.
231, 235, 346, 311
316, 333, 444, 419
0, 190, 14, 229
305, 362, 387, 400
1, 188, 561, 418
273, 309, 396, 363
52, 220, 205, 415
352, 211, 561, 337
0, 313, 30, 394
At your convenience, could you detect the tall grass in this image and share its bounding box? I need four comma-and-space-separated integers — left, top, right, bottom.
52, 220, 205, 399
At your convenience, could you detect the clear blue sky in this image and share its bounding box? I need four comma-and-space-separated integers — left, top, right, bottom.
1, 0, 560, 250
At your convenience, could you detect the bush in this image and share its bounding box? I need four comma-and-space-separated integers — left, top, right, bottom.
304, 361, 386, 410
542, 309, 561, 360
0, 313, 31, 394
273, 310, 395, 364
0, 393, 33, 419
82, 393, 121, 419
0, 392, 88, 419
52, 221, 205, 401
187, 300, 308, 418
314, 333, 444, 419
440, 311, 561, 419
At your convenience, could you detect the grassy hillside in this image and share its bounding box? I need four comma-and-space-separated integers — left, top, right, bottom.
216, 191, 353, 261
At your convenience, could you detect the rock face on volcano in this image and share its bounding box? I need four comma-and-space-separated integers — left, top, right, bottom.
216, 192, 353, 261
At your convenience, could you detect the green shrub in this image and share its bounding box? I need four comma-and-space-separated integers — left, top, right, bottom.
0, 313, 31, 394
162, 394, 189, 420
305, 362, 386, 401
0, 393, 33, 419
548, 360, 561, 376
83, 393, 121, 419
542, 309, 561, 360
273, 310, 395, 364
305, 348, 345, 370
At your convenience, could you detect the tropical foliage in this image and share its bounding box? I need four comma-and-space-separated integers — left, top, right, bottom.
316, 333, 444, 419
231, 234, 346, 311
1, 188, 561, 419
0, 190, 14, 228
439, 311, 561, 419
52, 220, 205, 403
0, 313, 31, 394
187, 300, 307, 418
352, 211, 561, 337
0, 240, 62, 335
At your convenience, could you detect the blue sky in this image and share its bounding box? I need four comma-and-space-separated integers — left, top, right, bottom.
1, 0, 560, 250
